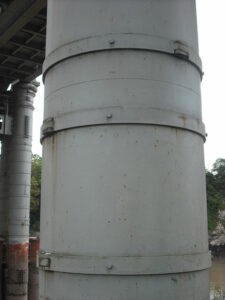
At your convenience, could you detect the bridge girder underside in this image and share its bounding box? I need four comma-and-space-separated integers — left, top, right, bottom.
0, 0, 47, 91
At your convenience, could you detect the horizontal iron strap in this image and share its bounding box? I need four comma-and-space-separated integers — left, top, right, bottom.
38, 251, 211, 275
41, 107, 206, 143
43, 33, 202, 81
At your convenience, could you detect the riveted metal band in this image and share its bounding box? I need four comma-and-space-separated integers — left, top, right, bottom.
41, 106, 206, 143
43, 34, 203, 81
38, 251, 211, 275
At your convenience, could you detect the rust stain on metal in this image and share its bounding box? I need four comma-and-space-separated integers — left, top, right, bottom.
30, 238, 40, 264
29, 238, 40, 300
8, 242, 29, 265
6, 242, 29, 298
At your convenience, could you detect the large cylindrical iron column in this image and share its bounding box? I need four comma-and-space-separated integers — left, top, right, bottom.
6, 82, 38, 300
0, 138, 10, 239
0, 138, 10, 299
40, 1, 210, 299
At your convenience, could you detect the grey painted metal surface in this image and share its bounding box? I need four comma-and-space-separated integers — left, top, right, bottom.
0, 138, 9, 299
0, 138, 9, 239
6, 82, 38, 300
40, 0, 210, 299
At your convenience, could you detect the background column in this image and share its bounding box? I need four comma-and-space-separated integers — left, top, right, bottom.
6, 81, 38, 300
0, 138, 10, 299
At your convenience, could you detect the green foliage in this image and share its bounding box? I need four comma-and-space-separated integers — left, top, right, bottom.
213, 287, 225, 300
213, 159, 225, 196
207, 159, 225, 232
30, 154, 42, 233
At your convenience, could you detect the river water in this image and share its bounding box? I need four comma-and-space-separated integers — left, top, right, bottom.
210, 258, 225, 299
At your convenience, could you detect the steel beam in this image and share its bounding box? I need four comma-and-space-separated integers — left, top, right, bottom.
0, 0, 46, 47
24, 66, 42, 83
22, 29, 45, 39
8, 41, 45, 54
0, 65, 31, 75
0, 73, 20, 80
0, 52, 41, 66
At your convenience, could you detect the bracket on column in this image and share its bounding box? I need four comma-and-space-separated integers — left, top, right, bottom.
41, 106, 206, 143
43, 34, 203, 81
